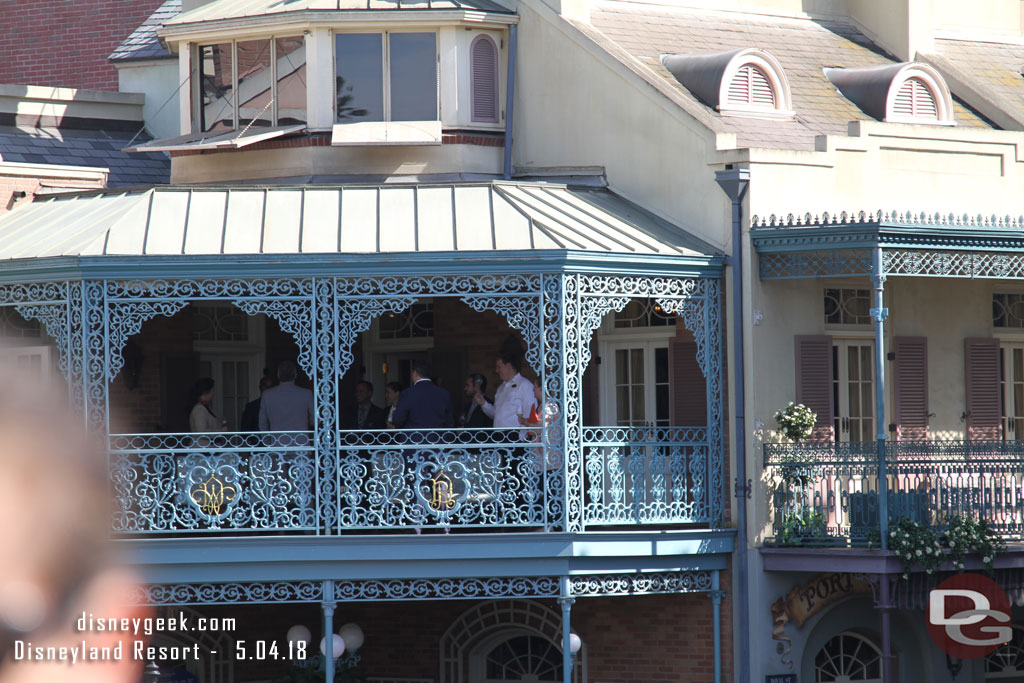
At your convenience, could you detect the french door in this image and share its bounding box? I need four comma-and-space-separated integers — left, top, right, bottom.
198, 354, 261, 430
832, 339, 874, 442
1001, 342, 1024, 440
602, 341, 669, 427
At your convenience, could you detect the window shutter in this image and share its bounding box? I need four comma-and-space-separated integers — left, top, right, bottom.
893, 77, 938, 119
727, 64, 775, 108
470, 36, 499, 123
795, 335, 834, 441
893, 336, 928, 440
965, 338, 1001, 440
668, 338, 706, 426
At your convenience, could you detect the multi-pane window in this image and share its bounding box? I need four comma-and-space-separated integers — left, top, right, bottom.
335, 32, 438, 123
378, 303, 434, 339
613, 298, 674, 328
193, 305, 250, 342
824, 288, 871, 325
196, 37, 307, 133
994, 293, 1024, 328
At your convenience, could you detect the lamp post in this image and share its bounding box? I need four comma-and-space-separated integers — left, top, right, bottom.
287, 621, 365, 676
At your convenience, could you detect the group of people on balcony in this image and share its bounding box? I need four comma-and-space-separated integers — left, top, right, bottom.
187, 353, 552, 438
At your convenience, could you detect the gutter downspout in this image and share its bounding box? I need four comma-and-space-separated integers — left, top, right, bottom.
715, 167, 750, 683
502, 24, 517, 181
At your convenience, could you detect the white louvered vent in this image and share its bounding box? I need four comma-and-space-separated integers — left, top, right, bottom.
892, 77, 938, 119
470, 35, 499, 123
726, 64, 776, 108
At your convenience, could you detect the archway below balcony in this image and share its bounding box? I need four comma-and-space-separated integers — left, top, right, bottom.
440, 599, 585, 683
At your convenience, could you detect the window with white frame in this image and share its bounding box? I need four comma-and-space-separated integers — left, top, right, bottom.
726, 63, 775, 108
824, 288, 871, 326
196, 37, 307, 133
334, 31, 438, 123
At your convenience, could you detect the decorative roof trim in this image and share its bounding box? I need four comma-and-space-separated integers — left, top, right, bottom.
752, 211, 1024, 229
824, 62, 955, 126
660, 47, 794, 120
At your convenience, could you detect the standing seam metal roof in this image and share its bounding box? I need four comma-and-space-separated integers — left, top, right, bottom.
0, 182, 718, 260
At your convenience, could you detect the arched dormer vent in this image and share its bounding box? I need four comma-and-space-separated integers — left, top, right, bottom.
824, 62, 954, 125
660, 47, 794, 119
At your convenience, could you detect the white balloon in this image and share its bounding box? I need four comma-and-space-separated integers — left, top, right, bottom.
286, 625, 311, 646
338, 623, 364, 651
319, 634, 346, 658
568, 633, 582, 654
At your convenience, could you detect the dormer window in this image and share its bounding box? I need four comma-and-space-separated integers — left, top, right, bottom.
197, 37, 307, 134
825, 62, 954, 126
660, 48, 794, 120
335, 32, 437, 123
471, 35, 499, 123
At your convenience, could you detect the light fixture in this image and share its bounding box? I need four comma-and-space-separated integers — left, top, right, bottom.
286, 621, 365, 666
568, 632, 582, 654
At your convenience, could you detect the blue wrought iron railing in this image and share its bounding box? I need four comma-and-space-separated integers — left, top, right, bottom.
108, 426, 715, 535
763, 441, 1024, 544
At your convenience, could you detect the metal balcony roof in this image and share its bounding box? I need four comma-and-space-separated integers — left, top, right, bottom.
0, 181, 718, 261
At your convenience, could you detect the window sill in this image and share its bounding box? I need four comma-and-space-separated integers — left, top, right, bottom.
331, 121, 442, 146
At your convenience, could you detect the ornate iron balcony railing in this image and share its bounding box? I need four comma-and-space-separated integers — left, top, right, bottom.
109, 426, 716, 535
763, 441, 1024, 544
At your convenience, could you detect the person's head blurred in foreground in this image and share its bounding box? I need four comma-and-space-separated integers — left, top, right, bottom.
0, 370, 146, 682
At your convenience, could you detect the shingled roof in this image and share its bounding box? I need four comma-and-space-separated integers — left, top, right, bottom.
109, 0, 181, 62
930, 38, 1024, 130
0, 127, 170, 187
589, 3, 990, 150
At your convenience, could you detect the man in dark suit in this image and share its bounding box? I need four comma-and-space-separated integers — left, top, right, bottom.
393, 360, 453, 429
342, 380, 388, 429
460, 373, 493, 428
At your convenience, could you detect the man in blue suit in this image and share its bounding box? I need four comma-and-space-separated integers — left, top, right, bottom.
392, 360, 454, 429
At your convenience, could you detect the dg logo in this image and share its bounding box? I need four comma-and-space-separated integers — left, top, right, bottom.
927, 573, 1012, 659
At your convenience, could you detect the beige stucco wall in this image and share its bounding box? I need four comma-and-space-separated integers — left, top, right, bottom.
513, 0, 732, 251
170, 143, 503, 183
735, 122, 1024, 220
117, 60, 181, 141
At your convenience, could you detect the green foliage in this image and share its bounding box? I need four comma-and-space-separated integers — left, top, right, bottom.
946, 515, 1006, 575
775, 510, 828, 546
774, 402, 817, 442
888, 517, 943, 579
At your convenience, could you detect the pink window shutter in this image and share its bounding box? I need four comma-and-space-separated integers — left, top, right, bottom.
893, 336, 929, 440
470, 35, 499, 123
965, 337, 1001, 440
668, 337, 707, 426
794, 335, 834, 441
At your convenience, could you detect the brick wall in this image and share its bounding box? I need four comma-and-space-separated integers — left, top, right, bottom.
0, 176, 104, 215
193, 590, 733, 682
0, 0, 167, 91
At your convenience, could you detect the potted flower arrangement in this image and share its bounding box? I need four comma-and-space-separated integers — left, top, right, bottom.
773, 402, 818, 488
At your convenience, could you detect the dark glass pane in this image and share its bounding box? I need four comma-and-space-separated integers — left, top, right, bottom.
199, 43, 234, 132
237, 39, 273, 128
335, 33, 383, 122
655, 346, 668, 383
276, 37, 307, 125
389, 32, 437, 121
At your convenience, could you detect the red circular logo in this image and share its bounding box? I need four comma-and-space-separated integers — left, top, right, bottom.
927, 573, 1012, 659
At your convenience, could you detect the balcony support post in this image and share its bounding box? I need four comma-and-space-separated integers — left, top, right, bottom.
871, 246, 894, 683
559, 576, 575, 683
879, 575, 896, 683
710, 570, 724, 683
870, 246, 889, 551
322, 579, 336, 682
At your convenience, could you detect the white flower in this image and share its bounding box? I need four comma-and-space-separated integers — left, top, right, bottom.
915, 549, 922, 556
